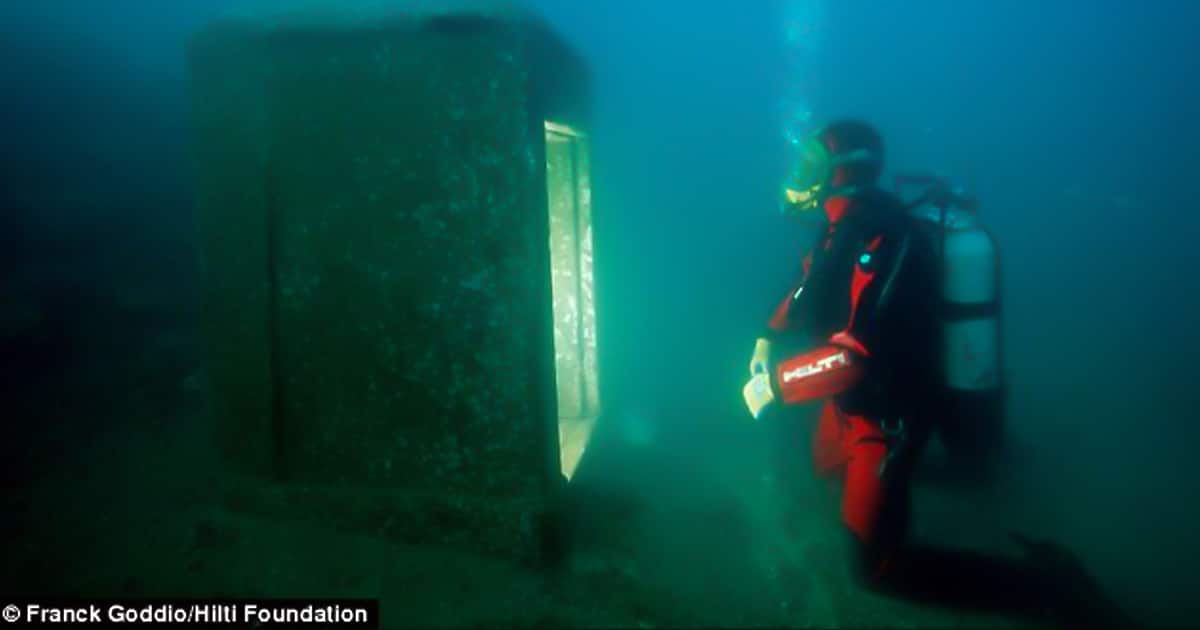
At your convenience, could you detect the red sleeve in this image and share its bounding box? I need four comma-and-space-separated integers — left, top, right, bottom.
774, 235, 885, 405
774, 344, 865, 403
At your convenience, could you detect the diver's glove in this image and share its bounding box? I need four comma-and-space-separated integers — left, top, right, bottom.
743, 338, 776, 420
748, 338, 771, 376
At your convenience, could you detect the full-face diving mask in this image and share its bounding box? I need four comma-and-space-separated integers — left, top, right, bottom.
781, 129, 881, 220
781, 133, 832, 218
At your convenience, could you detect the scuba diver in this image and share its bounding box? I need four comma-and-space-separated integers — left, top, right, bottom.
741, 119, 1134, 626
744, 119, 940, 582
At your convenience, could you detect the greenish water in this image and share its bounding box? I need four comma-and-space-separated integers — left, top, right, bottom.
3, 1, 1199, 627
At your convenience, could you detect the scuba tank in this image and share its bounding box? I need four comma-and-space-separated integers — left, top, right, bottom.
894, 174, 1005, 472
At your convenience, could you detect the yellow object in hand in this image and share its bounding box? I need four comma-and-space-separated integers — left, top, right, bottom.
743, 373, 775, 420
749, 337, 771, 376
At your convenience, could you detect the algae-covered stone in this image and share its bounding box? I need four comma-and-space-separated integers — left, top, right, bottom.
189, 0, 589, 563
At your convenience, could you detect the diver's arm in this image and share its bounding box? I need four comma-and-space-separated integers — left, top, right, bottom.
749, 251, 814, 377
772, 229, 899, 406
772, 335, 867, 404
745, 333, 869, 417
765, 251, 813, 337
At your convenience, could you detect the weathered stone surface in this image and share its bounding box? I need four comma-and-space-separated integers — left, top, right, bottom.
189, 0, 589, 563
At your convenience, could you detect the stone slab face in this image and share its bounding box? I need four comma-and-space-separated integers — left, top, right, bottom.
188, 1, 587, 562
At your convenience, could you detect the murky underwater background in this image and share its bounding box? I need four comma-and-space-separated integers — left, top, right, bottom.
2, 0, 1199, 627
